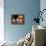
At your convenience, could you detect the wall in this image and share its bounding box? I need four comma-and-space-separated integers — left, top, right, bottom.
4, 0, 40, 42
40, 0, 46, 27
0, 0, 4, 42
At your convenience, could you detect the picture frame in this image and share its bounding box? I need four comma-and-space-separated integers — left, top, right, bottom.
11, 14, 24, 25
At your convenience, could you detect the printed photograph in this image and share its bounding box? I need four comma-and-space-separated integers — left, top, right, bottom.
11, 14, 24, 24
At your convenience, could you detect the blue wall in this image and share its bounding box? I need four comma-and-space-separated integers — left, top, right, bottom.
4, 0, 40, 42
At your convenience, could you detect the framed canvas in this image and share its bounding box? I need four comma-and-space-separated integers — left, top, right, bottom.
11, 14, 24, 25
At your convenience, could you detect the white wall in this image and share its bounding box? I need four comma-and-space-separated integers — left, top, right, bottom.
40, 0, 46, 27
0, 0, 4, 42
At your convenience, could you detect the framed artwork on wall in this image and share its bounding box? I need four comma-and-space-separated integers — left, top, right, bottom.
11, 14, 24, 25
